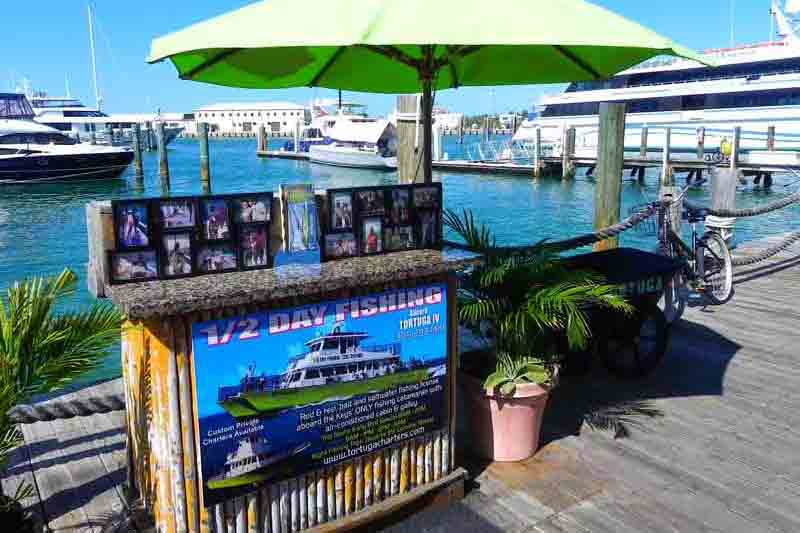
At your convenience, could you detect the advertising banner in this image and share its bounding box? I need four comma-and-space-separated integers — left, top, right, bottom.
191, 283, 448, 507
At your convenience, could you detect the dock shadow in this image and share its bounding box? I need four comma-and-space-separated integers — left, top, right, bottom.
457, 318, 741, 481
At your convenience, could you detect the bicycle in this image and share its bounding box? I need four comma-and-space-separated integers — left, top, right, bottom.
658, 183, 733, 324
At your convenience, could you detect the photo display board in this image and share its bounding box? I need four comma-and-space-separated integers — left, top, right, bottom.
191, 282, 448, 507
324, 183, 442, 261
109, 193, 273, 284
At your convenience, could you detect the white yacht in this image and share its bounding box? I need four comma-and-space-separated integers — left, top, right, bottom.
0, 93, 133, 184
30, 93, 185, 147
307, 103, 398, 170
279, 325, 401, 389
513, 1, 800, 156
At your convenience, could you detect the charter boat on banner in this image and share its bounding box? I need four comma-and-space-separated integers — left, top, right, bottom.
0, 93, 133, 184
513, 1, 800, 156
216, 325, 425, 419
206, 435, 310, 489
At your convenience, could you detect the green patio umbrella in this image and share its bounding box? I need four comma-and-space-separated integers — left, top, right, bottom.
148, 0, 709, 183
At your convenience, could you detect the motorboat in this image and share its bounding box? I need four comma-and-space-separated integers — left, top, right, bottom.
513, 1, 800, 156
308, 114, 398, 170
0, 93, 133, 184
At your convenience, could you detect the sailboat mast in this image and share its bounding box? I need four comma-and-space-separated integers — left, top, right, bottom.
87, 3, 101, 110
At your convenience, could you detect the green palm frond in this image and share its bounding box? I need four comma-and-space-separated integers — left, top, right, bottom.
0, 268, 123, 501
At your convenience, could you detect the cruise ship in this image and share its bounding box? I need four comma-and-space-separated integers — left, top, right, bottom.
216, 325, 426, 419
513, 1, 800, 156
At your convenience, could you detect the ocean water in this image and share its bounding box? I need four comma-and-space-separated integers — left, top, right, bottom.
2, 134, 799, 384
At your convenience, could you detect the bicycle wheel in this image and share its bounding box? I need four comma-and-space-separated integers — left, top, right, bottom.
658, 238, 688, 324
702, 232, 733, 304
600, 301, 669, 378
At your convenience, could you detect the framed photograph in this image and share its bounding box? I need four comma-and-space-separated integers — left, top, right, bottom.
109, 250, 158, 284
160, 198, 196, 230
356, 189, 385, 217
387, 188, 411, 226
361, 217, 383, 255
114, 201, 151, 249
329, 191, 354, 231
324, 233, 357, 260
197, 243, 238, 274
413, 186, 440, 209
384, 226, 416, 252
161, 232, 194, 278
200, 198, 231, 241
232, 194, 272, 224
239, 224, 271, 269
418, 210, 440, 248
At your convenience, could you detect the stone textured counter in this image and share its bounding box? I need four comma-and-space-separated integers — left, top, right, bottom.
107, 248, 481, 320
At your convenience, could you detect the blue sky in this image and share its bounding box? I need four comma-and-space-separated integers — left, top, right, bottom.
191, 285, 448, 416
3, 1, 778, 115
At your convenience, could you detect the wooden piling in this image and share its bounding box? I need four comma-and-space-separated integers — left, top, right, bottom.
157, 122, 171, 193
639, 126, 648, 159
458, 115, 464, 145
708, 168, 737, 244
397, 95, 423, 184
562, 127, 576, 179
198, 123, 211, 194
533, 127, 543, 179
132, 124, 144, 182
257, 125, 266, 153
768, 125, 776, 151
696, 126, 705, 160
661, 127, 673, 186
593, 103, 626, 252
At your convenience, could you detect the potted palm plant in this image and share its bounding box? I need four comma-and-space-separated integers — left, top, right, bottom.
0, 269, 122, 531
445, 210, 630, 461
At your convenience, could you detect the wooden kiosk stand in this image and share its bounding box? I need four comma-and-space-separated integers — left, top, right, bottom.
94, 195, 479, 532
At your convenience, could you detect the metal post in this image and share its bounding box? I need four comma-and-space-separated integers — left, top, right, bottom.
730, 126, 741, 173
131, 124, 144, 185
157, 122, 170, 193
562, 127, 575, 180
198, 123, 211, 194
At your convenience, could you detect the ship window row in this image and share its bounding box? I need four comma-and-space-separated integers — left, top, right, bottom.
0, 133, 77, 145
541, 88, 800, 117
566, 57, 800, 93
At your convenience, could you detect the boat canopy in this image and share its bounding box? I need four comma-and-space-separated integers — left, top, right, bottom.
0, 94, 35, 120
327, 119, 395, 145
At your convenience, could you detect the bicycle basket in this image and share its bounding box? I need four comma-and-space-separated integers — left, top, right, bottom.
627, 203, 657, 236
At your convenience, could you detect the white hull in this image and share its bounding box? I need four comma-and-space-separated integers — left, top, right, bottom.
515, 107, 800, 155
309, 145, 397, 169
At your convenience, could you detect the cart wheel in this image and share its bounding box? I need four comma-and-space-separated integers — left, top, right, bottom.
600, 301, 669, 378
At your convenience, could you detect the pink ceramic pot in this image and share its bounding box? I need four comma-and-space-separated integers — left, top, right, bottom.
460, 371, 549, 462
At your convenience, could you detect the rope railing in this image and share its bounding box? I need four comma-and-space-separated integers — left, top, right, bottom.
445, 201, 662, 255
731, 231, 800, 266
684, 190, 800, 218
8, 394, 126, 424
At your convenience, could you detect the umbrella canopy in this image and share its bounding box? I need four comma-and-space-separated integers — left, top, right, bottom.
149, 0, 709, 181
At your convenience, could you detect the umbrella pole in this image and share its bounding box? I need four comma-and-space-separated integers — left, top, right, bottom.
421, 46, 434, 184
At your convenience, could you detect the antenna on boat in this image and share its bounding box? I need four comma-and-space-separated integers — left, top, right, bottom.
87, 2, 102, 110
729, 0, 736, 48
65, 74, 71, 99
